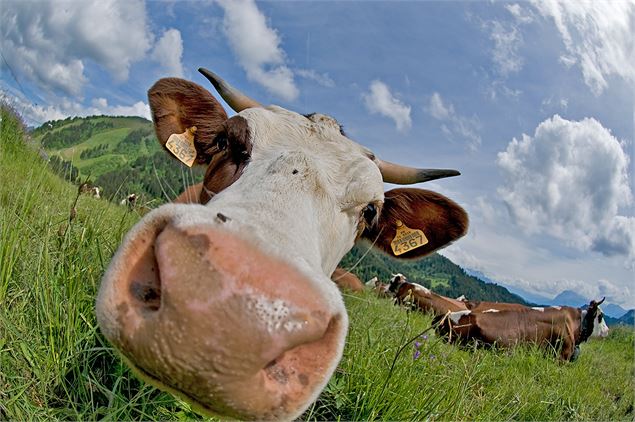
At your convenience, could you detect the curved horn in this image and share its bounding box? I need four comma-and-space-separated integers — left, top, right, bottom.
375, 158, 461, 184
198, 68, 261, 112
597, 297, 606, 305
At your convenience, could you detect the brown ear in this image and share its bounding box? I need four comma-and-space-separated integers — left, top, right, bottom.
148, 78, 228, 165
362, 188, 468, 259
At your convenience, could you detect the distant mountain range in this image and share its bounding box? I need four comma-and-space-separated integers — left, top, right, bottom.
464, 269, 633, 322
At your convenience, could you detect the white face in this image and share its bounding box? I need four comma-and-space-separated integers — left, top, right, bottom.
206, 106, 385, 276
591, 308, 610, 338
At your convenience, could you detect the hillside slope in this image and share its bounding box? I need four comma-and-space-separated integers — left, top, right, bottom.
32, 115, 204, 204
2, 105, 634, 421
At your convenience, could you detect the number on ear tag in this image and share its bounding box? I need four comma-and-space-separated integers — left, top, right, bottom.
166, 126, 197, 167
390, 220, 429, 256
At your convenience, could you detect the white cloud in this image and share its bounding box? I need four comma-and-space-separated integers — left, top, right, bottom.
295, 69, 335, 88
1, 90, 151, 126
505, 4, 534, 24
530, 0, 635, 95
497, 115, 634, 262
426, 92, 481, 150
0, 0, 153, 96
151, 29, 184, 78
217, 0, 298, 101
362, 80, 412, 133
488, 20, 524, 77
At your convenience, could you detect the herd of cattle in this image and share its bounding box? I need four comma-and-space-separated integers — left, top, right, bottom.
333, 270, 609, 362
95, 68, 607, 421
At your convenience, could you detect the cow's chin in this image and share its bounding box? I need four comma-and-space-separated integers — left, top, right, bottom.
96, 213, 348, 421
121, 314, 345, 421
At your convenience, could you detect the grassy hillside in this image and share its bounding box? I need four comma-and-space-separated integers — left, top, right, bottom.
2, 106, 634, 420
32, 115, 204, 204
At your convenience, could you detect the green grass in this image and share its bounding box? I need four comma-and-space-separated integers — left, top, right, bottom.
2, 105, 634, 420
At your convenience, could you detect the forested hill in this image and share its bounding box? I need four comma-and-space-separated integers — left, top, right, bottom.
340, 244, 530, 304
32, 115, 204, 204
32, 114, 526, 304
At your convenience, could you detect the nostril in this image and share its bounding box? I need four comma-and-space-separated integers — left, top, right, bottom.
126, 231, 164, 313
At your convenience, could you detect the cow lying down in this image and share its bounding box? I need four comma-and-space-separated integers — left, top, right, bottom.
95, 69, 468, 421
435, 298, 609, 361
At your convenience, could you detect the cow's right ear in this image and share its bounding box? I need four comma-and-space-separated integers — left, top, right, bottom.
148, 78, 228, 165
362, 188, 468, 259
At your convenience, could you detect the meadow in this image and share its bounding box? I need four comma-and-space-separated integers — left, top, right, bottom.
2, 105, 634, 420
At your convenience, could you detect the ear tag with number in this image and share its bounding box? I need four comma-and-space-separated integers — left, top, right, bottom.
390, 220, 429, 256
166, 126, 197, 167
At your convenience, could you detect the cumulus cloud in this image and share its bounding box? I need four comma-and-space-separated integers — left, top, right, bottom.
217, 0, 298, 101
0, 0, 153, 96
530, 0, 635, 95
151, 28, 184, 78
1, 90, 151, 126
497, 115, 634, 262
426, 93, 481, 150
362, 80, 412, 132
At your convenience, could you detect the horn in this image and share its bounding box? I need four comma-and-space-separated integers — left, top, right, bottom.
597, 297, 606, 305
198, 68, 261, 112
375, 158, 461, 184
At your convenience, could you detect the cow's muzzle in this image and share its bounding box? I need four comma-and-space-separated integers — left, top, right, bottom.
96, 216, 346, 421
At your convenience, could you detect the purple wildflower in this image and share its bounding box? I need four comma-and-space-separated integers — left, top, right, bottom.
413, 350, 421, 360
414, 341, 421, 349
421, 334, 428, 341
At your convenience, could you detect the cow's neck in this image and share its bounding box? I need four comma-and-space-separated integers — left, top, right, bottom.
578, 309, 594, 344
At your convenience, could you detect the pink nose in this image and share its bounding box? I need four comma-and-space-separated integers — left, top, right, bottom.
96, 221, 345, 420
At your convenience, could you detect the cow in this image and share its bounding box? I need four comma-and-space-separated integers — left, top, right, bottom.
331, 267, 364, 292
79, 182, 101, 199
95, 68, 469, 421
365, 276, 392, 298
464, 300, 533, 313
436, 298, 609, 361
388, 273, 468, 316
120, 193, 137, 210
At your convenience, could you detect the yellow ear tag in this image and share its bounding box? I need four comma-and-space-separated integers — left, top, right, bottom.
390, 220, 429, 256
166, 126, 197, 167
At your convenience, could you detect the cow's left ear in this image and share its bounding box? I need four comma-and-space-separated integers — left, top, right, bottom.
361, 188, 468, 259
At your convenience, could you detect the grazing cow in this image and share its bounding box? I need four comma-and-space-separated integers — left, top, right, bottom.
331, 267, 364, 292
96, 69, 468, 421
436, 298, 609, 361
120, 193, 137, 210
389, 273, 468, 316
79, 183, 101, 199
365, 277, 391, 298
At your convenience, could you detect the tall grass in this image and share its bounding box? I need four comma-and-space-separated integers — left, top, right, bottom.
1, 105, 633, 421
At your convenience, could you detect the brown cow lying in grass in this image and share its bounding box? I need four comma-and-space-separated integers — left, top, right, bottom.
388, 273, 468, 316
96, 68, 468, 421
435, 298, 609, 361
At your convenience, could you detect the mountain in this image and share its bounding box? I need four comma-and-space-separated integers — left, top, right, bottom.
602, 303, 628, 319
618, 310, 634, 326
31, 115, 204, 204
464, 269, 549, 306
551, 290, 588, 308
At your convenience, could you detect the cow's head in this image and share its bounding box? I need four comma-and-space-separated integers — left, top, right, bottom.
581, 297, 609, 340
96, 69, 468, 420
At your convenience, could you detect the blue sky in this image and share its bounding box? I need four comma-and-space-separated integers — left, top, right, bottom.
1, 0, 633, 307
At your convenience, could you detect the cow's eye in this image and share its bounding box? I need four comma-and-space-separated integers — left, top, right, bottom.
362, 203, 377, 224
216, 135, 228, 151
